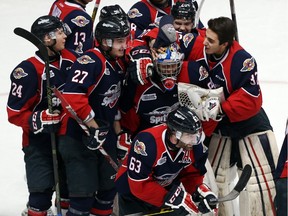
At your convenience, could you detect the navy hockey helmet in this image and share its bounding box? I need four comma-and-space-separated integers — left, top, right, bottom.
31, 15, 71, 41
171, 1, 196, 21
95, 16, 130, 41
99, 4, 128, 25
167, 106, 201, 134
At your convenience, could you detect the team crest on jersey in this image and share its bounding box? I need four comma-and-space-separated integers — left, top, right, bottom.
77, 55, 95, 64
199, 66, 208, 81
41, 70, 55, 80
142, 93, 157, 101
128, 8, 142, 19
13, 67, 28, 79
240, 57, 255, 72
101, 82, 121, 108
183, 33, 194, 48
134, 140, 147, 156
71, 15, 90, 27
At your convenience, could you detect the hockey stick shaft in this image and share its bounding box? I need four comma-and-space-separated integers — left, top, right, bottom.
91, 0, 101, 24
195, 0, 205, 28
52, 87, 119, 172
14, 27, 62, 216
229, 0, 239, 42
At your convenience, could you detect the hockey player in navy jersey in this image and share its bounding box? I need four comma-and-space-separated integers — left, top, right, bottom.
7, 15, 78, 216
49, 0, 94, 54
57, 16, 130, 216
127, 0, 201, 38
115, 106, 218, 215
175, 17, 279, 216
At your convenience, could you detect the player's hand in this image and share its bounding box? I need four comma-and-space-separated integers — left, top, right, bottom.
29, 109, 61, 134
192, 183, 218, 214
164, 183, 199, 215
82, 120, 109, 150
116, 130, 132, 161
128, 46, 154, 85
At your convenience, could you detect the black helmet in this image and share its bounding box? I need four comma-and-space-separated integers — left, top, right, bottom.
99, 4, 128, 24
171, 1, 196, 21
167, 106, 201, 134
95, 16, 130, 41
31, 15, 71, 41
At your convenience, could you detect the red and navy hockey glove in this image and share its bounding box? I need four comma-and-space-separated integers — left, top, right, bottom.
116, 130, 132, 161
164, 183, 199, 215
192, 183, 218, 214
128, 46, 154, 85
29, 109, 61, 134
82, 119, 110, 150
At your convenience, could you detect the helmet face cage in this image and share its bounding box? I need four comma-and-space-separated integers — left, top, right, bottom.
154, 43, 184, 83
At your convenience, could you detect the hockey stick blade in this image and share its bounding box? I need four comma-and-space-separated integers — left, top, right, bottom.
211, 164, 252, 204
14, 27, 49, 61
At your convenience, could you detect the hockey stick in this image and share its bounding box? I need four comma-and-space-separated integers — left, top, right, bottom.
137, 164, 252, 215
91, 0, 101, 24
229, 0, 239, 42
14, 27, 62, 216
195, 0, 205, 28
52, 87, 119, 172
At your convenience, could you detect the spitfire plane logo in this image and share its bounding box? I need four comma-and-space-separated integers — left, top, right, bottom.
240, 57, 255, 72
77, 55, 95, 64
183, 33, 194, 48
101, 82, 121, 108
199, 66, 208, 81
71, 16, 90, 27
128, 8, 142, 19
134, 140, 147, 156
13, 67, 28, 79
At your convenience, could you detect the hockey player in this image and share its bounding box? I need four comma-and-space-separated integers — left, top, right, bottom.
120, 42, 183, 137
127, 0, 201, 38
49, 0, 94, 54
175, 17, 279, 216
115, 106, 218, 215
7, 15, 78, 216
57, 16, 130, 216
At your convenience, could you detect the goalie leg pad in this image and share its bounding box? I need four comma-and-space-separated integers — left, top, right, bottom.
238, 130, 278, 216
207, 134, 239, 216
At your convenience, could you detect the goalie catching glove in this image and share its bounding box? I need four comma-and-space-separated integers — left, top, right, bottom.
116, 130, 132, 160
82, 119, 110, 150
164, 183, 199, 215
29, 109, 61, 134
128, 46, 154, 85
192, 183, 218, 214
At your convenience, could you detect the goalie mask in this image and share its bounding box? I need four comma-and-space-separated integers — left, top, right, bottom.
166, 106, 204, 150
154, 43, 184, 90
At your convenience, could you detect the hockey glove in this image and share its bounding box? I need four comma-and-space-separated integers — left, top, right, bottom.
201, 97, 223, 121
192, 183, 218, 214
29, 109, 61, 134
164, 183, 199, 215
128, 46, 154, 85
116, 130, 132, 161
82, 120, 110, 150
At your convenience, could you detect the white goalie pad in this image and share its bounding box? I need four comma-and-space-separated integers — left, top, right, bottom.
178, 82, 225, 121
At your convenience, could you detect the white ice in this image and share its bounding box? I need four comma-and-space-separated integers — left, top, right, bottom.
0, 0, 287, 215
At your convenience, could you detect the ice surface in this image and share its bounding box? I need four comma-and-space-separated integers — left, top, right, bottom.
0, 0, 287, 215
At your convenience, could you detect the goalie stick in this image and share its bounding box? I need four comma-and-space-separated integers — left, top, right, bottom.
14, 27, 62, 216
52, 87, 119, 172
135, 164, 252, 215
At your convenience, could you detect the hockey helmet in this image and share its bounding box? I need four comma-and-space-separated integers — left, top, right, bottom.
99, 4, 129, 25
95, 16, 130, 41
31, 15, 71, 41
167, 106, 203, 147
171, 1, 196, 21
154, 42, 184, 90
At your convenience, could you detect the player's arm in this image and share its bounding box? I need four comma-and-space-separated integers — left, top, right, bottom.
221, 51, 262, 122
